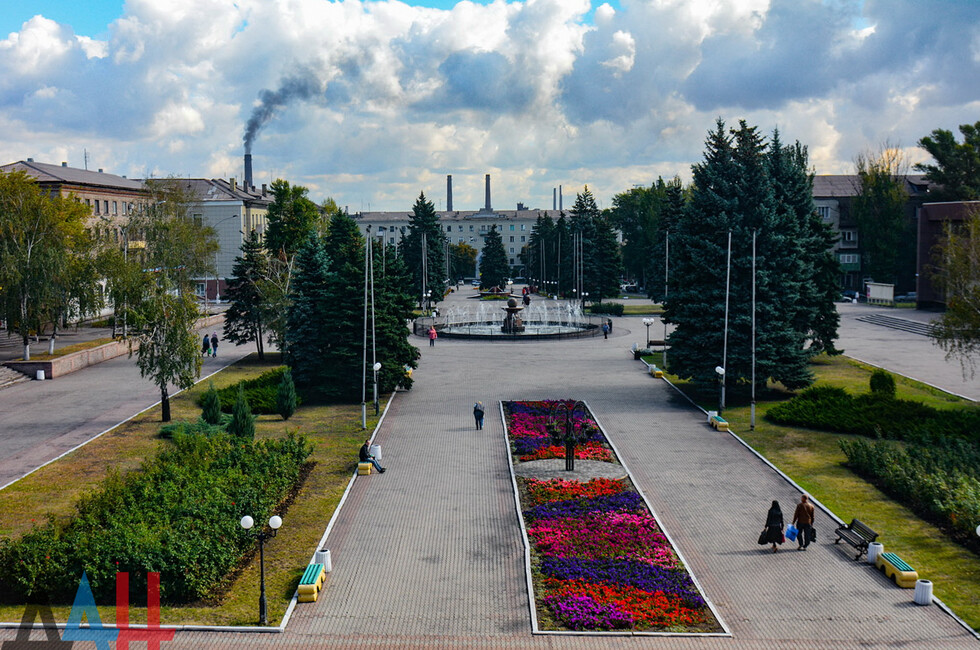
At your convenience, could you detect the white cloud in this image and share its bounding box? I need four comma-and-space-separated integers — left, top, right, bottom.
0, 0, 978, 210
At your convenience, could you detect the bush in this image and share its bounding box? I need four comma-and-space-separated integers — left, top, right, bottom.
277, 368, 297, 421
158, 419, 226, 440
200, 382, 222, 425
195, 367, 301, 415
227, 384, 255, 440
588, 302, 624, 316
0, 431, 312, 604
869, 369, 896, 398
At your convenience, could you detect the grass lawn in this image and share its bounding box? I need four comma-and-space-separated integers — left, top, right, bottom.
14, 337, 117, 361
621, 303, 662, 316
652, 354, 980, 630
0, 352, 379, 627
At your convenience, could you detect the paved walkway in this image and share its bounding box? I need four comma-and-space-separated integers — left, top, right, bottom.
1, 293, 976, 648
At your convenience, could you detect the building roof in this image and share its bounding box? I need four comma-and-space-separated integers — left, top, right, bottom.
355, 208, 564, 223
0, 160, 144, 191
174, 178, 271, 205
812, 174, 933, 198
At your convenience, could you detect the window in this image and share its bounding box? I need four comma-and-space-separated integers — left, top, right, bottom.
840, 253, 859, 264
458, 225, 463, 232
94, 200, 100, 215
510, 258, 515, 264
481, 225, 486, 231
521, 224, 526, 231
817, 206, 831, 221
458, 237, 464, 243
470, 237, 476, 243
509, 236, 514, 242
446, 225, 452, 232
509, 247, 515, 253
841, 230, 857, 242
112, 201, 118, 215
389, 237, 395, 244
104, 200, 109, 214
520, 235, 526, 242
510, 224, 515, 231
469, 225, 474, 231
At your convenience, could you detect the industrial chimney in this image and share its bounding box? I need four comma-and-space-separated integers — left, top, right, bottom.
447, 175, 453, 212
244, 154, 253, 191
559, 185, 563, 211
553, 188, 556, 210
485, 174, 492, 212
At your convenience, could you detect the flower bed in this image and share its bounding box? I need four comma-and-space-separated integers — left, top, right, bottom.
503, 400, 720, 633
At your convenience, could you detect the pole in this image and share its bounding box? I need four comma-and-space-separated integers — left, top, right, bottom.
370, 238, 379, 416
258, 536, 267, 625
663, 230, 668, 369
721, 230, 731, 413
361, 231, 369, 429
421, 232, 427, 312
749, 230, 758, 431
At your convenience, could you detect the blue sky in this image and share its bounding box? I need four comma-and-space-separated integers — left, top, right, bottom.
0, 0, 977, 211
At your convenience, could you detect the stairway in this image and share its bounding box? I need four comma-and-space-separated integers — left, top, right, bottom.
856, 313, 936, 337
0, 365, 30, 390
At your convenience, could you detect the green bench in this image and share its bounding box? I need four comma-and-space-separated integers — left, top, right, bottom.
298, 563, 326, 602
875, 552, 918, 588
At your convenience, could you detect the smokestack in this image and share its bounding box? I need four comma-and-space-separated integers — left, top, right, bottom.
485, 174, 492, 211
553, 188, 556, 210
447, 175, 453, 212
559, 185, 563, 211
244, 154, 253, 190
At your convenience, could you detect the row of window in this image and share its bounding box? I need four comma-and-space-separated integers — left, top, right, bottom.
444, 223, 528, 233
84, 198, 135, 216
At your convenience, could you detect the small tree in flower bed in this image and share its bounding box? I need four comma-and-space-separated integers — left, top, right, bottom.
504, 400, 612, 465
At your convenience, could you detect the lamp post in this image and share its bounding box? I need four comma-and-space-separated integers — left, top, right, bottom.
715, 366, 726, 413
240, 514, 283, 625
547, 400, 591, 472
642, 318, 655, 348
372, 362, 382, 415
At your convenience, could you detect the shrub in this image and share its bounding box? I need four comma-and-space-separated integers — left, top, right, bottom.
195, 367, 300, 415
588, 303, 624, 316
276, 369, 297, 421
200, 382, 222, 425
0, 431, 312, 604
227, 384, 255, 440
869, 369, 896, 398
158, 419, 226, 440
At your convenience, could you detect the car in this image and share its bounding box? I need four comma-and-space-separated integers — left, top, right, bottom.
840, 289, 860, 303
894, 292, 917, 303
471, 279, 481, 286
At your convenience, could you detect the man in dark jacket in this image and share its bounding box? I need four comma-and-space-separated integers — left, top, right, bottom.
793, 494, 815, 550
359, 439, 385, 473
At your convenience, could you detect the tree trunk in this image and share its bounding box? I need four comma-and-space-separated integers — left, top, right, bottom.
161, 385, 171, 422
22, 335, 30, 361
256, 321, 265, 361
48, 322, 58, 355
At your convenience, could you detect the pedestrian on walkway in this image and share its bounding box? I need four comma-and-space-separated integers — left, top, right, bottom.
428, 326, 438, 347
359, 439, 385, 473
202, 334, 211, 357
602, 322, 609, 339
473, 401, 485, 430
607, 318, 613, 333
760, 500, 784, 553
792, 494, 815, 550
210, 332, 219, 357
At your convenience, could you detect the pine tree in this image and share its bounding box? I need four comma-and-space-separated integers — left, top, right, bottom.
569, 187, 621, 302
372, 242, 420, 392
646, 178, 687, 302
228, 384, 255, 439
398, 192, 446, 305
201, 381, 222, 425
223, 230, 269, 360
276, 368, 297, 420
479, 226, 509, 289
284, 234, 337, 400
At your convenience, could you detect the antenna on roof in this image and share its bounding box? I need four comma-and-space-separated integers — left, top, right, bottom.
83, 149, 89, 171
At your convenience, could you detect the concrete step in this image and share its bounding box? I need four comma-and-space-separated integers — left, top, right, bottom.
0, 365, 31, 390
856, 313, 936, 337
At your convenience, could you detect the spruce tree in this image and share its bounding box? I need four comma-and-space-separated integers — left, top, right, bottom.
398, 192, 446, 306
372, 242, 420, 392
284, 234, 337, 400
228, 384, 255, 439
201, 381, 222, 425
646, 178, 687, 302
223, 230, 269, 360
479, 226, 509, 289
276, 368, 297, 420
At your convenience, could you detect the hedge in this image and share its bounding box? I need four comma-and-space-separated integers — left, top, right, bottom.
0, 424, 312, 604
196, 367, 301, 415
588, 302, 624, 316
765, 385, 980, 444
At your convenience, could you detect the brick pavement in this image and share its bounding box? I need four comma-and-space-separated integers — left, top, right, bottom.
1, 298, 976, 648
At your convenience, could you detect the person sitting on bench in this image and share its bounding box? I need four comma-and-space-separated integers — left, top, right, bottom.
359, 439, 386, 473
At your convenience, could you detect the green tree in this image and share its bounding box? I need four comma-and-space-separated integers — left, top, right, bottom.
264, 179, 321, 259
479, 225, 509, 289
276, 368, 297, 420
201, 381, 222, 425
645, 178, 687, 302
931, 208, 980, 378
0, 171, 92, 360
915, 121, 980, 201
449, 242, 477, 279
228, 383, 255, 439
128, 179, 218, 421
223, 229, 269, 360
852, 146, 910, 284
398, 192, 446, 305
610, 179, 680, 288
284, 234, 337, 400
569, 187, 621, 301
371, 239, 420, 393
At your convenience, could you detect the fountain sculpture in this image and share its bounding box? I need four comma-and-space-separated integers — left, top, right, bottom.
502, 298, 525, 334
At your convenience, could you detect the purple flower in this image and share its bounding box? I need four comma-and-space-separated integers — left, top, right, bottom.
542, 593, 633, 630
540, 557, 705, 609
524, 492, 646, 522
513, 437, 551, 455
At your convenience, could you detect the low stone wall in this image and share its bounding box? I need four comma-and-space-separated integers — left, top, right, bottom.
4, 313, 225, 380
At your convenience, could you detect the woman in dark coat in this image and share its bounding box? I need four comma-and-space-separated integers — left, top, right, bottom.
763, 500, 784, 553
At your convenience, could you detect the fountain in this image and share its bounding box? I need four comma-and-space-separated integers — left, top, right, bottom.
502, 298, 525, 333
433, 297, 599, 340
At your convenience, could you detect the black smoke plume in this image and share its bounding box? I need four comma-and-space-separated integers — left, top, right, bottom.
243, 73, 322, 154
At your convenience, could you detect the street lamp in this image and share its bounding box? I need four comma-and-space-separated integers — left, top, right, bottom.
372, 362, 382, 415
240, 514, 283, 625
642, 318, 655, 348
424, 290, 432, 314
715, 365, 726, 413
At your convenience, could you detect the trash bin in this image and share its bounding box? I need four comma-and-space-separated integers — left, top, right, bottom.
369, 444, 381, 462
315, 549, 333, 573
35, 370, 45, 381
913, 579, 932, 605
867, 541, 883, 564
707, 410, 718, 424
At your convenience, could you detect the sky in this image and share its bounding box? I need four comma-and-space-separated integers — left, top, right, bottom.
1, 0, 978, 212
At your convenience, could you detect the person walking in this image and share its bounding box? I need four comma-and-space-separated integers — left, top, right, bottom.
761, 500, 784, 553
607, 318, 613, 333
473, 401, 485, 430
210, 332, 219, 357
428, 326, 438, 347
793, 494, 816, 550
202, 333, 211, 357
359, 439, 385, 473
602, 322, 609, 339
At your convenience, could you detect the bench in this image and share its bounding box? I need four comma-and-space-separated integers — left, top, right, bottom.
709, 414, 728, 432
834, 518, 878, 560
875, 552, 918, 588
297, 563, 326, 603
649, 365, 664, 378
357, 462, 373, 475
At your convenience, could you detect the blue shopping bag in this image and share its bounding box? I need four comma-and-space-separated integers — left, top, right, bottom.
785, 524, 799, 542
